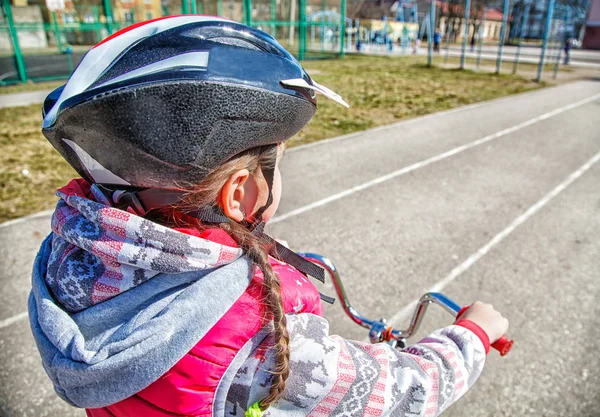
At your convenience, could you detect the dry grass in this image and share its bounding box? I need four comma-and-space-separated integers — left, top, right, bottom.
0, 55, 541, 223
0, 105, 76, 222
0, 80, 64, 95
292, 54, 541, 146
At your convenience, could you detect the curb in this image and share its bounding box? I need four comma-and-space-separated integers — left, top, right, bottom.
0, 209, 54, 229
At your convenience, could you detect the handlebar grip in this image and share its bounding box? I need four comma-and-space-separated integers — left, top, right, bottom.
457, 305, 513, 357
491, 336, 514, 356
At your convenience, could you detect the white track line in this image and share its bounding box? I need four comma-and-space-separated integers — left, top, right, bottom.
2, 94, 599, 330
1, 90, 595, 230
0, 91, 531, 229
271, 93, 600, 225
0, 311, 28, 330
288, 81, 566, 154
387, 151, 600, 328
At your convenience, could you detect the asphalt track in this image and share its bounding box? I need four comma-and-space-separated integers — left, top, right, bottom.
1, 80, 599, 416
355, 44, 600, 69
0, 53, 86, 83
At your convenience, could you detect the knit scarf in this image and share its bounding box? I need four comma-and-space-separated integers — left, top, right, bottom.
46, 179, 243, 312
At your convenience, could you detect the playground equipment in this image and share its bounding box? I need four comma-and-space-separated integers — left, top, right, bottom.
300, 253, 514, 355
391, 1, 418, 53
307, 10, 352, 54
394, 2, 418, 50
0, 0, 589, 85
0, 0, 347, 84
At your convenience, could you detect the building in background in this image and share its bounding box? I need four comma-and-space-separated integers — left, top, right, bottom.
1, 0, 166, 51
583, 0, 600, 48
112, 0, 162, 24
509, 0, 590, 43
437, 5, 508, 41
0, 0, 47, 50
352, 0, 508, 41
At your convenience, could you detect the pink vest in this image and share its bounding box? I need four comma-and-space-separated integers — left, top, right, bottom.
86, 229, 323, 417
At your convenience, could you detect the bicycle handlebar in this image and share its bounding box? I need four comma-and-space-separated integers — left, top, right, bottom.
299, 253, 513, 356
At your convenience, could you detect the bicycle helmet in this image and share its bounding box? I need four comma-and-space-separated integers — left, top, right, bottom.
42, 16, 347, 298
42, 15, 348, 191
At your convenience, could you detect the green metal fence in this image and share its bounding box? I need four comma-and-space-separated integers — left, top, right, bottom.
0, 0, 346, 85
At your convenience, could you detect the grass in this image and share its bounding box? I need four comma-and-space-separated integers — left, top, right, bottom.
0, 80, 64, 95
0, 54, 541, 223
291, 54, 541, 146
0, 105, 77, 222
0, 52, 567, 94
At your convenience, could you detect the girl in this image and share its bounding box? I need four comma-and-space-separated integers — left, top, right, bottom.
29, 16, 509, 417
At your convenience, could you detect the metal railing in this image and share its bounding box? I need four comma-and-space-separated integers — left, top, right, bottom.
0, 0, 347, 84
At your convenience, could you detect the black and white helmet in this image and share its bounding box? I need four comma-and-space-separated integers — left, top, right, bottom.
42, 16, 348, 190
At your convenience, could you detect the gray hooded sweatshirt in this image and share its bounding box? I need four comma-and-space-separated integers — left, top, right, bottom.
29, 184, 487, 416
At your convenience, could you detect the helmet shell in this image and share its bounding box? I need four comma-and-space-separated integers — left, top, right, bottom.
43, 17, 317, 189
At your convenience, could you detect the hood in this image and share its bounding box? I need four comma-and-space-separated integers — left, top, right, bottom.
29, 179, 253, 408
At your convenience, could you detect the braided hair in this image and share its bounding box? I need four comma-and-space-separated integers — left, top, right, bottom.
148, 145, 290, 410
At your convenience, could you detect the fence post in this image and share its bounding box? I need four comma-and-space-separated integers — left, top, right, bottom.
428, 0, 435, 67
460, 0, 472, 69
419, 12, 428, 41
243, 0, 252, 25
217, 0, 223, 16
102, 0, 114, 34
182, 0, 189, 14
513, 3, 530, 74
553, 7, 569, 79
319, 0, 325, 51
298, 0, 306, 59
2, 1, 27, 83
476, 12, 486, 71
51, 11, 64, 52
270, 0, 276, 37
537, 0, 555, 82
495, 0, 510, 74
340, 0, 347, 57
191, 0, 197, 14
444, 20, 452, 65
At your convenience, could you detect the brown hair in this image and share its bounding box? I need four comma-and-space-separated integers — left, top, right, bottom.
150, 145, 289, 410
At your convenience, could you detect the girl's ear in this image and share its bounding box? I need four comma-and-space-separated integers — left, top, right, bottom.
220, 169, 259, 222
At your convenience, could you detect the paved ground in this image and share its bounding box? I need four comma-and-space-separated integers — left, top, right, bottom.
1, 80, 599, 416
0, 90, 52, 109
0, 53, 85, 84
446, 44, 600, 63
353, 43, 600, 69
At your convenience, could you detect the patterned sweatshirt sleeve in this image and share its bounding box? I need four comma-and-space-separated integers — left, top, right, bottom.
266, 313, 487, 417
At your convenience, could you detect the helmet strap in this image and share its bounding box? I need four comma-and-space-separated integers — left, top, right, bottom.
187, 172, 333, 303
92, 164, 334, 304
91, 184, 183, 216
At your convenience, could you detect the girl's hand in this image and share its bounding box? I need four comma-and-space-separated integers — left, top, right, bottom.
456, 301, 509, 343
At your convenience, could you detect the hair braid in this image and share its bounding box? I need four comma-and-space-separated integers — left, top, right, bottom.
149, 144, 290, 410
222, 222, 291, 410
